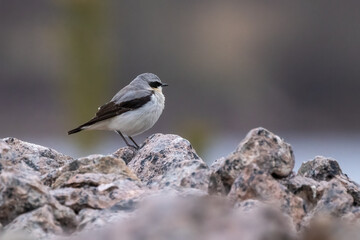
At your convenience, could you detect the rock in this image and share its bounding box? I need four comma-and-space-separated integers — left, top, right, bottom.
343, 180, 360, 207
315, 180, 354, 216
341, 207, 360, 223
76, 208, 133, 232
285, 157, 360, 230
0, 171, 77, 239
0, 171, 52, 225
3, 204, 77, 239
301, 215, 360, 240
44, 154, 144, 213
227, 164, 305, 229
235, 199, 297, 240
298, 156, 343, 181
112, 146, 136, 164
0, 232, 34, 240
75, 187, 207, 233
44, 154, 138, 188
210, 127, 294, 194
128, 134, 210, 191
1, 129, 360, 240
301, 179, 354, 228
298, 156, 360, 206
0, 141, 139, 239
234, 198, 265, 210
285, 175, 321, 212
50, 179, 144, 212
68, 195, 296, 240
0, 138, 72, 176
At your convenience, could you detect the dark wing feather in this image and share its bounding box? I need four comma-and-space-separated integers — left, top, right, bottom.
68, 93, 153, 135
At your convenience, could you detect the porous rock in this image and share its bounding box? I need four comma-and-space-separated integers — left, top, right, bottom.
210, 127, 294, 194
128, 134, 210, 191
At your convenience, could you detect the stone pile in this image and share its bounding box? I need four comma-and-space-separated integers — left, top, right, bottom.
0, 128, 359, 240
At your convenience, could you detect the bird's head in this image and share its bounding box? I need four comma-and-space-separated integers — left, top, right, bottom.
133, 73, 168, 92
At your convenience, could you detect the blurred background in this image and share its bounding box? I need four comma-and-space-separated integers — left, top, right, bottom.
1, 1, 359, 181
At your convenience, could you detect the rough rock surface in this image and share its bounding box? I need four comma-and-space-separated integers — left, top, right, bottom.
45, 153, 144, 213
75, 187, 207, 233
0, 169, 77, 239
43, 149, 138, 188
0, 138, 72, 176
4, 204, 77, 239
128, 134, 210, 191
227, 164, 305, 229
210, 127, 294, 194
298, 156, 343, 181
0, 128, 360, 240
0, 171, 50, 225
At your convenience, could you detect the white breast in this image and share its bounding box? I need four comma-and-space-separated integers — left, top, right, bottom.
96, 90, 165, 136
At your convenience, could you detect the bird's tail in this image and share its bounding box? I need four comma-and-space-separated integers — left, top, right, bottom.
68, 118, 95, 135
68, 127, 84, 135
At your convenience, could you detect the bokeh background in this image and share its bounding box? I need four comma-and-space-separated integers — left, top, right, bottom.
1, 1, 359, 181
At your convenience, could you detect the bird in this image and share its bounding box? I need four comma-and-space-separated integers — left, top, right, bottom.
68, 73, 167, 149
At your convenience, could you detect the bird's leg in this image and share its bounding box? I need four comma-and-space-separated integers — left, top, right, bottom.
128, 136, 140, 149
116, 131, 137, 149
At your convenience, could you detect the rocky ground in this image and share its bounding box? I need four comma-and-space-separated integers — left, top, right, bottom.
0, 127, 360, 240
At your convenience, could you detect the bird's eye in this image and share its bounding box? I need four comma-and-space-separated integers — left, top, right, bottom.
149, 81, 162, 88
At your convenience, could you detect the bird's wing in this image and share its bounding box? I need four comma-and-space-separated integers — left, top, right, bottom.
111, 84, 150, 103
75, 89, 153, 129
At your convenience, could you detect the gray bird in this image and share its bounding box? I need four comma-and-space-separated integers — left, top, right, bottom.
68, 73, 168, 149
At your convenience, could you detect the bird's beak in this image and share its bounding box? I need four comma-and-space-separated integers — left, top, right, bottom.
161, 83, 168, 87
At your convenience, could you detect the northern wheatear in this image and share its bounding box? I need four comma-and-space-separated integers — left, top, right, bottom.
68, 73, 167, 149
